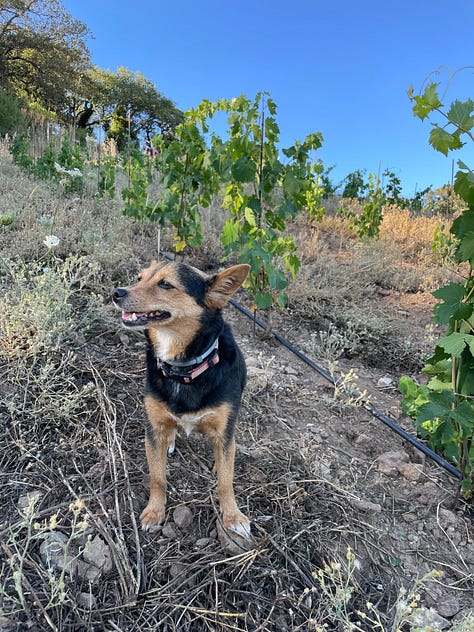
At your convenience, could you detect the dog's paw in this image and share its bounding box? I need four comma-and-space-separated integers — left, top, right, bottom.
140, 504, 165, 531
224, 511, 251, 540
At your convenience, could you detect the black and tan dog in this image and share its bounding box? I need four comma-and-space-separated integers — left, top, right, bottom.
113, 260, 251, 538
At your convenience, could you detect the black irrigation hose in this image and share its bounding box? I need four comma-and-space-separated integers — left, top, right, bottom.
229, 298, 462, 481
158, 251, 461, 480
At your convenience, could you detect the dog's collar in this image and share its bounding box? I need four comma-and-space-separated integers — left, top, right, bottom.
158, 338, 219, 383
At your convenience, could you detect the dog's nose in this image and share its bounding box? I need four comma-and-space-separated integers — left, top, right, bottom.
112, 287, 128, 302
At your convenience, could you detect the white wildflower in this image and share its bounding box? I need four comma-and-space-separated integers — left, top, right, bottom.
43, 235, 60, 249
54, 162, 82, 178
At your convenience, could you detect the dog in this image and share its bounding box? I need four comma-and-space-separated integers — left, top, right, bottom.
112, 260, 251, 538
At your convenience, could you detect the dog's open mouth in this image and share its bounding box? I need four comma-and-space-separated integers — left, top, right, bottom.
122, 310, 171, 326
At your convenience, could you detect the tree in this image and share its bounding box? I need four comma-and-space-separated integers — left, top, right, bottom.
0, 0, 91, 112
84, 66, 183, 150
0, 84, 25, 134
342, 169, 368, 199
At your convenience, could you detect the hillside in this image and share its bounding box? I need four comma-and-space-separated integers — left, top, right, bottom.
0, 150, 473, 631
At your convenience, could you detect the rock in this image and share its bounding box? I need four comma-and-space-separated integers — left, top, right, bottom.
410, 607, 450, 630
0, 617, 17, 632
194, 537, 212, 549
398, 462, 423, 481
245, 356, 259, 367
172, 505, 193, 530
162, 523, 177, 539
17, 490, 43, 510
77, 592, 97, 609
349, 498, 382, 513
377, 375, 393, 388
40, 532, 77, 575
75, 560, 100, 583
436, 596, 461, 618
438, 508, 458, 527
312, 458, 331, 478
284, 365, 299, 376
354, 433, 371, 446
376, 450, 410, 476
417, 482, 440, 505
169, 562, 197, 586
83, 535, 113, 575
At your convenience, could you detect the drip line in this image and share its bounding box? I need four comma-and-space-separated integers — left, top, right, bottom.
229, 298, 462, 480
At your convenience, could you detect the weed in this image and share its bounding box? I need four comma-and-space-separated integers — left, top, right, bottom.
1, 495, 90, 617
0, 255, 101, 358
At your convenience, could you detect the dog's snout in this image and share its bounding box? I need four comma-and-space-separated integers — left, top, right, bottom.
113, 287, 128, 303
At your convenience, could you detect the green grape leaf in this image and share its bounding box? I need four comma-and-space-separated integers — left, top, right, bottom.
454, 165, 474, 205
447, 99, 474, 131
451, 401, 474, 436
231, 156, 256, 182
244, 207, 257, 226
455, 230, 474, 264
451, 206, 474, 238
438, 332, 474, 357
268, 267, 288, 291
221, 219, 239, 246
411, 83, 442, 120
282, 171, 301, 196
429, 127, 464, 156
415, 391, 455, 423
254, 292, 273, 309
432, 282, 469, 323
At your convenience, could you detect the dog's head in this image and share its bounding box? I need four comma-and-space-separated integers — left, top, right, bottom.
112, 261, 250, 331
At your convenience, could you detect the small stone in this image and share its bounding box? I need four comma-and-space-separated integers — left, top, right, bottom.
411, 607, 450, 630
354, 433, 371, 445
194, 537, 212, 549
76, 559, 101, 582
17, 490, 43, 510
169, 562, 196, 586
172, 505, 193, 530
349, 498, 382, 513
376, 450, 409, 476
398, 462, 422, 481
162, 524, 177, 539
40, 532, 77, 575
83, 535, 113, 574
284, 365, 299, 376
169, 562, 185, 579
118, 333, 130, 346
0, 617, 17, 632
245, 357, 259, 367
438, 508, 458, 526
377, 375, 393, 387
437, 596, 461, 618
77, 592, 97, 610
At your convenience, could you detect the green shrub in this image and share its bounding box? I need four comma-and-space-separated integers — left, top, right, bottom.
0, 87, 25, 136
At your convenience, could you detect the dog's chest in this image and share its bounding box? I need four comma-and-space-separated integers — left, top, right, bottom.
175, 410, 214, 436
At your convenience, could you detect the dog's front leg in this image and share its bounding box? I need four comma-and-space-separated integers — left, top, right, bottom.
213, 436, 250, 538
202, 407, 250, 539
140, 395, 175, 530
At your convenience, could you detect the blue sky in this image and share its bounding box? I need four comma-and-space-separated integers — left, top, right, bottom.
64, 0, 473, 196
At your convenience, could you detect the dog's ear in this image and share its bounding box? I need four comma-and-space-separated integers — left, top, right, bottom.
205, 264, 250, 309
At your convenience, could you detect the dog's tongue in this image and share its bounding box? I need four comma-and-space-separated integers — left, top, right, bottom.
122, 310, 147, 322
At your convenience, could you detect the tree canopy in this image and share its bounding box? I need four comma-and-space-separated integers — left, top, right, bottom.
0, 0, 90, 109
0, 0, 182, 145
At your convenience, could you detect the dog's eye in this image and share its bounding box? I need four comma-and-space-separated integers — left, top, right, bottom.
157, 279, 174, 290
